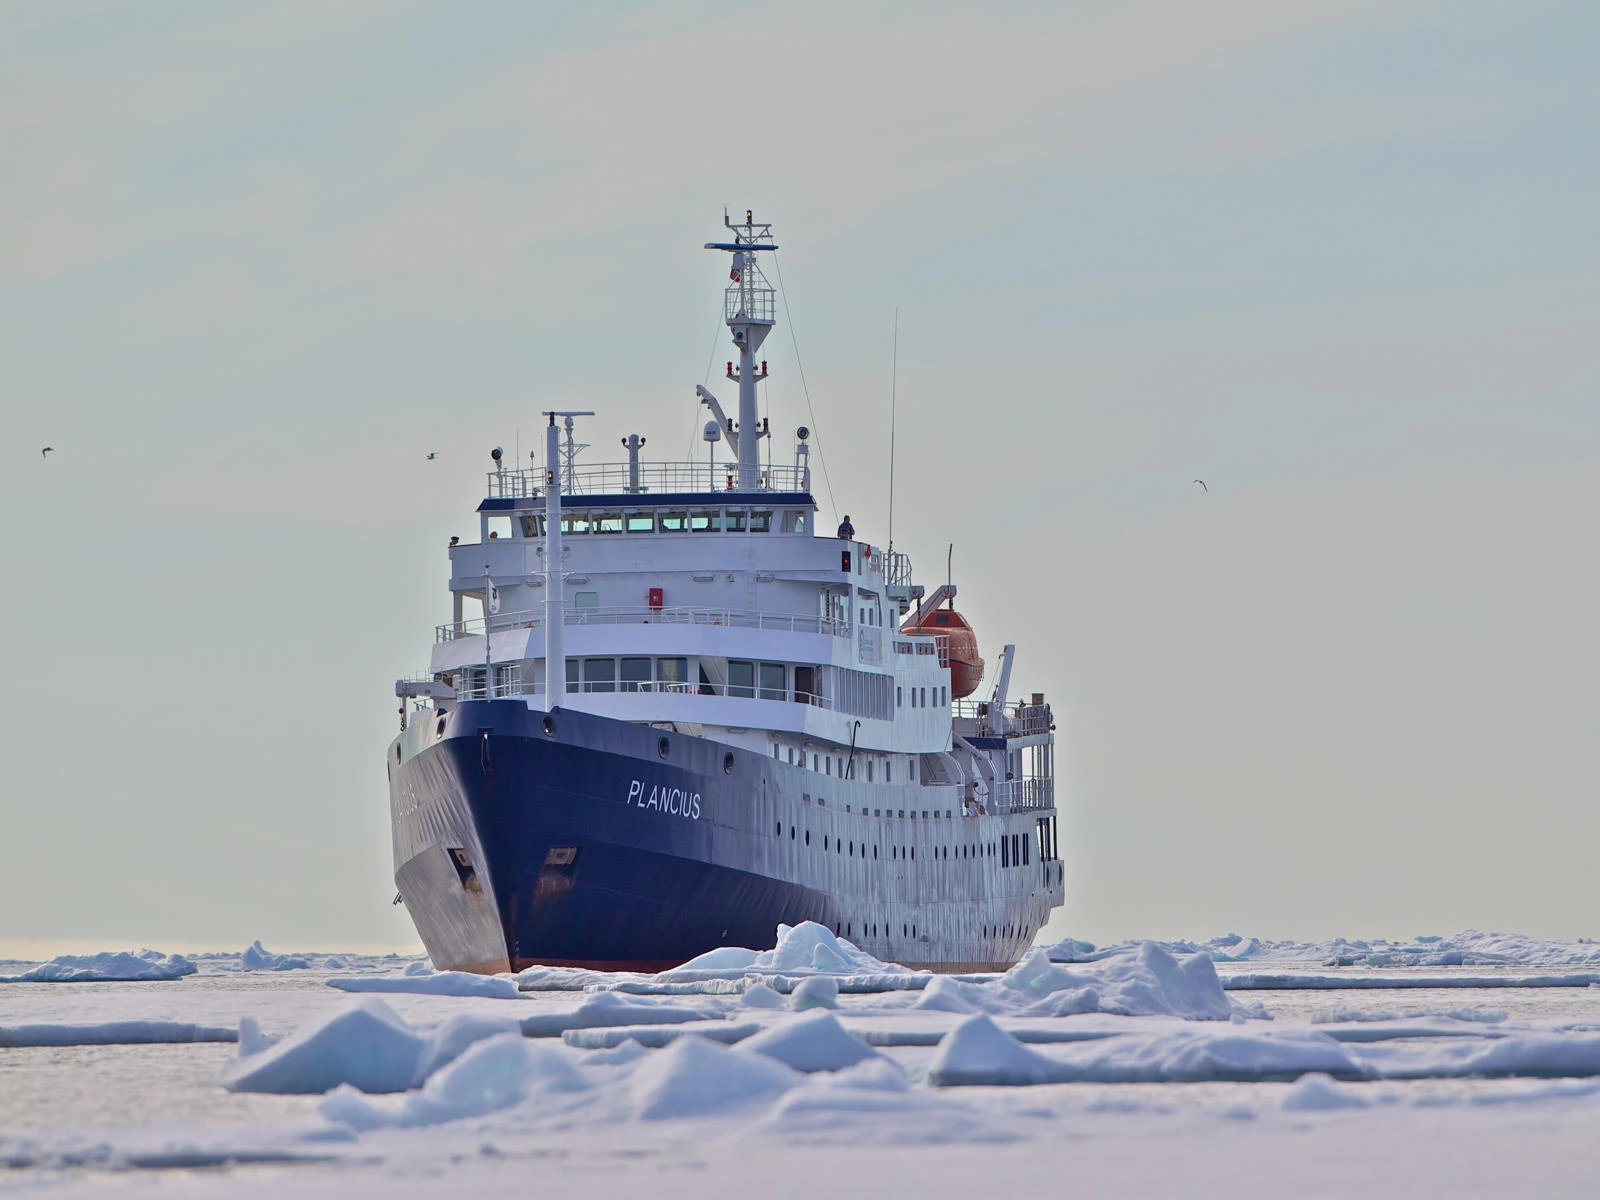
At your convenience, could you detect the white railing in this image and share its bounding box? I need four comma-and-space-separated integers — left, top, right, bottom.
952, 699, 1053, 737
990, 777, 1055, 812
485, 462, 809, 499
447, 673, 840, 711
437, 605, 850, 643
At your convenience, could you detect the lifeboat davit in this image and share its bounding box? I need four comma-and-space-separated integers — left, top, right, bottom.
904, 606, 985, 699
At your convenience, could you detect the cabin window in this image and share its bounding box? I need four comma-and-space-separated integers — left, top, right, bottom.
897, 687, 902, 708
620, 657, 651, 692
728, 660, 756, 698
565, 660, 580, 687
794, 665, 816, 704
866, 760, 874, 782
724, 508, 748, 533
689, 510, 721, 533
562, 514, 590, 535
659, 511, 689, 532
626, 512, 654, 533
826, 757, 832, 776
885, 762, 892, 783
574, 591, 599, 610
749, 510, 773, 533
593, 512, 623, 534
657, 657, 689, 690
485, 515, 512, 540
519, 514, 544, 538
583, 658, 615, 693
758, 662, 785, 701
781, 510, 808, 534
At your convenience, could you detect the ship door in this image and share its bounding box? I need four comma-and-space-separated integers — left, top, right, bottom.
794, 666, 815, 704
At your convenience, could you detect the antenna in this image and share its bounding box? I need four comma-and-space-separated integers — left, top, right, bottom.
947, 543, 954, 608
888, 307, 899, 557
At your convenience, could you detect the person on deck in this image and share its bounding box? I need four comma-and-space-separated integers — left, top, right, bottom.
837, 515, 854, 539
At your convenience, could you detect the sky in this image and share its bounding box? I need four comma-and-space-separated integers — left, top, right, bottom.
1, 0, 1596, 955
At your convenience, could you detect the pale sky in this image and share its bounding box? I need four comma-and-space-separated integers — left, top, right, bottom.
2, 0, 1596, 954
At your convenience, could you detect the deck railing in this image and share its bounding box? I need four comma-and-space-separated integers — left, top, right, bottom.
485, 462, 809, 499
437, 605, 850, 643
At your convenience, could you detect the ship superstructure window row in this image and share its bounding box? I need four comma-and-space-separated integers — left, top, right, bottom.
502, 507, 809, 539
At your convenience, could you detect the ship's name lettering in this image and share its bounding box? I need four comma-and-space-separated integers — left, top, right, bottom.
626, 779, 702, 820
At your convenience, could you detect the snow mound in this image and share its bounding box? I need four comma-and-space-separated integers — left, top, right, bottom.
581, 1038, 651, 1067
321, 1034, 589, 1130
741, 982, 787, 1009
241, 941, 311, 971
1282, 1072, 1371, 1110
791, 976, 839, 1010
675, 946, 760, 972
223, 1000, 425, 1095
1001, 943, 1234, 1020
329, 972, 522, 999
520, 991, 713, 1037
412, 1013, 524, 1083
658, 922, 915, 984
0, 950, 196, 983
913, 976, 981, 1014
1048, 1028, 1369, 1084
629, 1034, 801, 1119
927, 1015, 1066, 1086
0, 1020, 236, 1047
741, 1011, 882, 1073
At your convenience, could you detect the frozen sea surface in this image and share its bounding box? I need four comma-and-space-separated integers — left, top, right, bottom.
3, 929, 1599, 1197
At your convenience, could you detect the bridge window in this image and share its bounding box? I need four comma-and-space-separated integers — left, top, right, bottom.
518, 514, 544, 537
625, 512, 655, 533
728, 660, 755, 698
689, 510, 721, 533
620, 657, 651, 692
485, 515, 512, 540
593, 512, 623, 535
781, 510, 808, 534
749, 510, 773, 533
659, 511, 689, 532
758, 662, 785, 700
561, 514, 590, 535
582, 658, 615, 693
724, 508, 748, 533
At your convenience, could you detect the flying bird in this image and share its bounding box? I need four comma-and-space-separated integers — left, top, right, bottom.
42, 446, 54, 457
1193, 479, 1207, 492
425, 452, 437, 460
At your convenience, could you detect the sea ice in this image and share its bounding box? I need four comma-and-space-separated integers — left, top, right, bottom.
926, 1015, 1067, 1086
790, 976, 840, 1010
740, 1011, 882, 1073
740, 982, 787, 1009
240, 941, 311, 971
1001, 943, 1235, 1021
412, 1013, 524, 1082
658, 922, 916, 983
1282, 1072, 1372, 1110
0, 1020, 237, 1047
563, 1023, 762, 1049
911, 976, 981, 1014
0, 950, 196, 983
223, 1000, 426, 1095
329, 972, 523, 999
519, 990, 716, 1037
628, 1034, 801, 1119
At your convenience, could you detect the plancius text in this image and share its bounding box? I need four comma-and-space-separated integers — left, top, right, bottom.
626, 779, 702, 820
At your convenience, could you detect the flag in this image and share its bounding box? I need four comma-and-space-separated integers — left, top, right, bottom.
729, 251, 744, 283
486, 579, 501, 614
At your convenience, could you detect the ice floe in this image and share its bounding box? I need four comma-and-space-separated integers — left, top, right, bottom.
240, 941, 312, 971
223, 1000, 426, 1095
519, 990, 719, 1037
0, 950, 197, 983
629, 1034, 801, 1119
995, 942, 1237, 1020
1282, 1072, 1371, 1111
329, 971, 523, 999
740, 1011, 882, 1072
0, 1019, 237, 1047
1044, 930, 1600, 969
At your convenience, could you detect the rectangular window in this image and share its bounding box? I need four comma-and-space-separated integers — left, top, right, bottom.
583, 658, 615, 693
573, 591, 599, 610
826, 757, 832, 776
724, 508, 748, 533
788, 747, 795, 764
561, 514, 590, 535
518, 514, 544, 537
728, 659, 755, 698
886, 762, 892, 783
656, 657, 689, 690
659, 511, 689, 532
749, 510, 773, 533
619, 657, 651, 692
866, 760, 874, 782
1002, 837, 1009, 868
689, 510, 721, 533
625, 513, 654, 533
565, 659, 579, 686
485, 515, 513, 540
1023, 835, 1029, 866
758, 662, 785, 701
593, 512, 623, 534
794, 665, 815, 703
897, 686, 903, 708
781, 510, 808, 534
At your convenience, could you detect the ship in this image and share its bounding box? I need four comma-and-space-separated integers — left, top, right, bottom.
388, 213, 1064, 973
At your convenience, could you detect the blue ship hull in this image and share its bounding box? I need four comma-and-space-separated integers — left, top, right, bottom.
388, 700, 1062, 973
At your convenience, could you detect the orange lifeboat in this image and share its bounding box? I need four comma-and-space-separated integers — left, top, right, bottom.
904, 606, 985, 699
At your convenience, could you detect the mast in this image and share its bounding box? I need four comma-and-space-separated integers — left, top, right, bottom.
704, 210, 777, 490
540, 409, 591, 709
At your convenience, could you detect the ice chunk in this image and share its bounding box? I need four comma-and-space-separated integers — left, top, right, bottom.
659, 922, 915, 982
520, 991, 714, 1037
675, 946, 760, 972
240, 941, 311, 971
403, 960, 434, 977
1001, 943, 1233, 1021
223, 1000, 425, 1095
629, 1034, 801, 1119
329, 972, 522, 999
740, 1011, 882, 1073
790, 976, 839, 1011
912, 976, 981, 1014
741, 982, 787, 1009
238, 1017, 279, 1056
0, 1020, 236, 1047
412, 1013, 524, 1083
1374, 1033, 1600, 1080
1282, 1072, 1371, 1110
0, 951, 196, 983
581, 1038, 651, 1067
926, 1015, 1066, 1086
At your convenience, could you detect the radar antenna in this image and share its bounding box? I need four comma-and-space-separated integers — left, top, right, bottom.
704, 210, 778, 490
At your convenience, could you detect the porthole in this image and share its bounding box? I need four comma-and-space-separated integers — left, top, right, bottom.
790, 826, 795, 840
542, 715, 556, 736
805, 830, 811, 846
658, 735, 671, 758
825, 836, 830, 851
723, 752, 735, 775
775, 821, 781, 835
849, 841, 854, 856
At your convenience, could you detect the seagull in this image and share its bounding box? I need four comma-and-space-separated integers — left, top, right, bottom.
425, 452, 437, 460
1193, 479, 1207, 492
42, 446, 54, 457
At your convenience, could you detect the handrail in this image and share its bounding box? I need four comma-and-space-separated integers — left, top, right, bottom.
437, 605, 852, 643
485, 461, 810, 499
